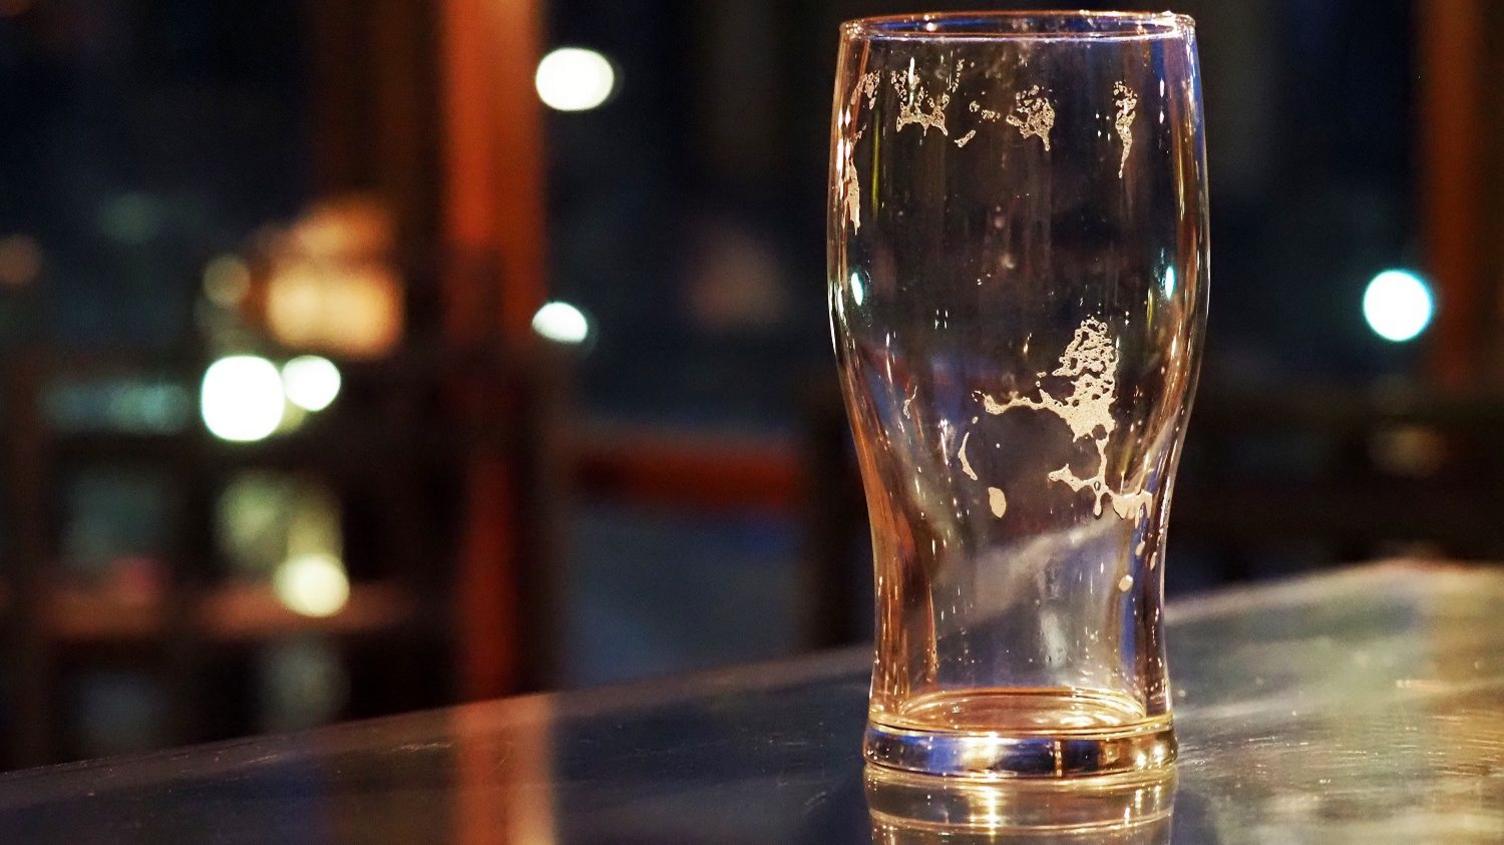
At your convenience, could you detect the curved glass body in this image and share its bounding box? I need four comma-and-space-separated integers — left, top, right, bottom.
828, 12, 1208, 778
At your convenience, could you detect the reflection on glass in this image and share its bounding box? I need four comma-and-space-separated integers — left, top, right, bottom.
867, 764, 1175, 843
829, 12, 1209, 777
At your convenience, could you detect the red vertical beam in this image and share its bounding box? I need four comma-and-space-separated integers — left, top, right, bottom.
441, 0, 548, 342
1419, 0, 1483, 388
440, 0, 549, 703
489, 0, 548, 342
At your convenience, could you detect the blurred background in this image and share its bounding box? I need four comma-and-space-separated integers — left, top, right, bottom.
0, 0, 1499, 769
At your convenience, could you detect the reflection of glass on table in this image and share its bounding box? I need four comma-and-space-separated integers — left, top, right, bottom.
867, 763, 1175, 842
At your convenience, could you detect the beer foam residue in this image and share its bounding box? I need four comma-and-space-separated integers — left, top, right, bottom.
978, 317, 1149, 520
1113, 81, 1138, 178
958, 430, 978, 481
987, 487, 1008, 518
892, 58, 964, 136
1004, 85, 1055, 151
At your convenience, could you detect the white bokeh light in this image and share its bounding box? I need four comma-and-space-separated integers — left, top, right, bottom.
535, 47, 616, 112
201, 355, 285, 442
273, 553, 350, 618
531, 301, 591, 344
282, 355, 342, 412
1362, 269, 1434, 343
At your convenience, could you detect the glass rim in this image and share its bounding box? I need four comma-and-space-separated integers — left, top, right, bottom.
841, 10, 1195, 41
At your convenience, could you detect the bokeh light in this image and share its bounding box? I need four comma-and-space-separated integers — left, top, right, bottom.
281, 356, 342, 412
273, 552, 350, 618
531, 301, 591, 344
202, 255, 251, 308
1362, 269, 1434, 343
201, 356, 285, 442
535, 47, 616, 112
97, 192, 163, 245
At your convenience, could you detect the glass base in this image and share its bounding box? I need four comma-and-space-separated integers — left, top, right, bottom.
864, 688, 1175, 778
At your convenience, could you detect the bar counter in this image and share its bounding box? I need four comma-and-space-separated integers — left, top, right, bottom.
0, 562, 1500, 843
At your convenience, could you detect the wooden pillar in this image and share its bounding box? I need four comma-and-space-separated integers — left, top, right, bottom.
439, 0, 550, 701
440, 0, 548, 343
1419, 0, 1483, 389
2, 357, 52, 766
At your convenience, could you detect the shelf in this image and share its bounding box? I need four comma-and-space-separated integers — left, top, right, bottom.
43, 588, 166, 643
201, 581, 418, 642
43, 581, 419, 645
